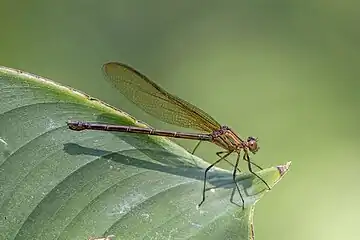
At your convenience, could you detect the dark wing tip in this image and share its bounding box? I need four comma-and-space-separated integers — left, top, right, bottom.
102, 62, 122, 75
103, 62, 139, 76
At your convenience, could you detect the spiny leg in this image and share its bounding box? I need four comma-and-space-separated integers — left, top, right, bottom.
231, 152, 245, 209
191, 140, 202, 154
249, 161, 264, 171
229, 186, 244, 208
216, 151, 245, 208
216, 151, 242, 173
244, 153, 271, 190
188, 141, 202, 167
198, 151, 233, 207
217, 151, 263, 171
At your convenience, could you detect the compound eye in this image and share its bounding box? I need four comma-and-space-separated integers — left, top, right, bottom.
247, 137, 259, 152
249, 141, 258, 151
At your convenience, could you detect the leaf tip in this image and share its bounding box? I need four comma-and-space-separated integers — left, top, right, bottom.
276, 161, 292, 176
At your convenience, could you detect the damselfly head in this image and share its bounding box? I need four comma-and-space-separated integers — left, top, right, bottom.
247, 136, 259, 154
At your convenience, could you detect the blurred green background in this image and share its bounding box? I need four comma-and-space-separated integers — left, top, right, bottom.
1, 1, 359, 239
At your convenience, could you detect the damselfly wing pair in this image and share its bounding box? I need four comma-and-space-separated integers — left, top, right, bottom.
67, 62, 271, 208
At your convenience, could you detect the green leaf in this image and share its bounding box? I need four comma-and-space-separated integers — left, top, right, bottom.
0, 66, 291, 240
